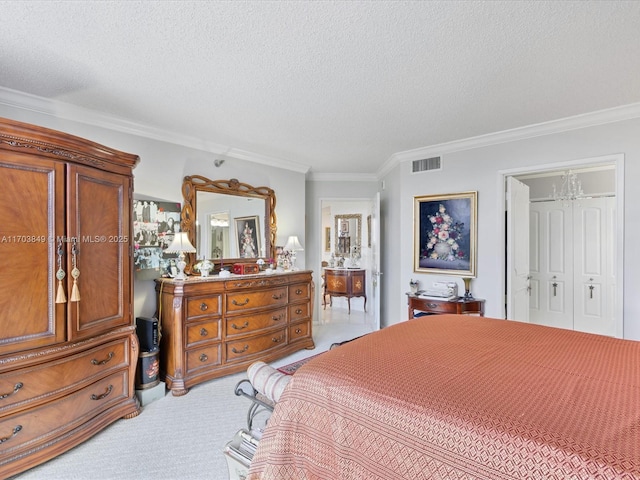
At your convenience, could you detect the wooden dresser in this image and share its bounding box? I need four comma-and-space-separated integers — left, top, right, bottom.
155, 270, 315, 395
323, 268, 367, 313
0, 118, 140, 478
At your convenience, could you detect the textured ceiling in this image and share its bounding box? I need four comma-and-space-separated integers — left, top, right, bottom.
1, 1, 640, 175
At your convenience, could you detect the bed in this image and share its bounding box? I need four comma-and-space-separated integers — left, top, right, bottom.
246, 314, 640, 479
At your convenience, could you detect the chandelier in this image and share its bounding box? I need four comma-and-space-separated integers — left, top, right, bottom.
552, 170, 584, 202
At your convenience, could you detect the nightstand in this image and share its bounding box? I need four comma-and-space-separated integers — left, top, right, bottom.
407, 294, 485, 319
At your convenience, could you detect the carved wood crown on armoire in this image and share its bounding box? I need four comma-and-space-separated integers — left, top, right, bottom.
0, 117, 141, 478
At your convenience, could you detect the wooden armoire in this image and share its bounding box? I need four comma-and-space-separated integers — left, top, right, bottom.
0, 118, 141, 477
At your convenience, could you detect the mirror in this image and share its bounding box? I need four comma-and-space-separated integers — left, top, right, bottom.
181, 176, 276, 273
335, 214, 362, 255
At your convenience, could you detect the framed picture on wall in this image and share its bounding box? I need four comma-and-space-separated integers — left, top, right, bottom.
133, 199, 182, 280
325, 227, 331, 252
414, 191, 477, 276
235, 215, 261, 258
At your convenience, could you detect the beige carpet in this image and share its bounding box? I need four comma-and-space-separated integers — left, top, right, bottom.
12, 322, 372, 480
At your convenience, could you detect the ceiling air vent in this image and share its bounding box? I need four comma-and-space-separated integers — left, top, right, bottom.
412, 156, 442, 173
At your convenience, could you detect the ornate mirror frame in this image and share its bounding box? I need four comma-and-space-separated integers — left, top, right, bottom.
181, 176, 277, 273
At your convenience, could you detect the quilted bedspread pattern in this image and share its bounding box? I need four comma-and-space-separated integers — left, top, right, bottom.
247, 315, 640, 479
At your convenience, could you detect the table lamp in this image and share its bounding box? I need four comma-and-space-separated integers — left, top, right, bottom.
284, 235, 304, 270
165, 232, 197, 280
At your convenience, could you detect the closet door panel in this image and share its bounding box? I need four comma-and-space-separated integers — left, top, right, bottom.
573, 198, 613, 336
529, 202, 572, 330
0, 156, 66, 354
67, 165, 131, 340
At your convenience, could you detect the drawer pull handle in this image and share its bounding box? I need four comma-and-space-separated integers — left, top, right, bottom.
232, 298, 250, 307
231, 321, 249, 330
0, 382, 23, 400
295, 308, 303, 315
272, 335, 285, 343
200, 328, 208, 337
295, 288, 303, 295
272, 293, 285, 300
427, 303, 439, 308
91, 385, 113, 401
200, 302, 209, 311
272, 314, 284, 321
0, 425, 22, 444
232, 345, 249, 354
91, 352, 114, 366
199, 353, 208, 362
295, 328, 302, 334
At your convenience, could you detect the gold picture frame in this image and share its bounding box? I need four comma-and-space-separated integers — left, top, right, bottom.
414, 191, 477, 276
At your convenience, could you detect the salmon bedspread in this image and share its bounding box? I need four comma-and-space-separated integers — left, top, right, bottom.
247, 315, 640, 479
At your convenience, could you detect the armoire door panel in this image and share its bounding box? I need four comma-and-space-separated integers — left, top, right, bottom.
0, 156, 66, 354
67, 165, 131, 340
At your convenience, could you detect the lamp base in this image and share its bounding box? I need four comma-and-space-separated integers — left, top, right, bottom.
289, 253, 298, 271
463, 277, 473, 299
174, 254, 188, 280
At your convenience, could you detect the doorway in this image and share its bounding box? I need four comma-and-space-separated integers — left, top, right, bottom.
502, 154, 624, 337
319, 197, 380, 332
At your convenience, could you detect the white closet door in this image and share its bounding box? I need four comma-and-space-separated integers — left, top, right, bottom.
573, 197, 615, 336
506, 177, 530, 322
529, 201, 573, 329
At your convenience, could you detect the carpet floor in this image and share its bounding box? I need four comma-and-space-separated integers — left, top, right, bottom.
11, 321, 373, 480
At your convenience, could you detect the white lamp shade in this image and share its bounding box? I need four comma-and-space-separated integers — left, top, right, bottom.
165, 232, 197, 253
284, 235, 304, 252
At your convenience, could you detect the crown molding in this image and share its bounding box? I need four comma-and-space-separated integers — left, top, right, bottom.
3, 86, 639, 180
378, 102, 640, 179
307, 172, 378, 182
0, 86, 311, 174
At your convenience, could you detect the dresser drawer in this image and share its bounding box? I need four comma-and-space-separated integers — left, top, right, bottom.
289, 302, 310, 322
185, 319, 221, 347
414, 299, 458, 314
186, 344, 222, 374
226, 287, 288, 313
225, 328, 287, 362
0, 371, 128, 461
288, 283, 310, 301
0, 339, 128, 416
225, 308, 287, 338
289, 321, 311, 342
186, 295, 222, 320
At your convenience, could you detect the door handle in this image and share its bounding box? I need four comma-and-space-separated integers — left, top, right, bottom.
70, 237, 81, 302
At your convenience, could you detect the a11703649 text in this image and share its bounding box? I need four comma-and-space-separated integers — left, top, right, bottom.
1, 235, 129, 244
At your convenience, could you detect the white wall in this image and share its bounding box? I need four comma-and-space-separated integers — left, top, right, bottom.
384, 117, 640, 340
0, 106, 307, 320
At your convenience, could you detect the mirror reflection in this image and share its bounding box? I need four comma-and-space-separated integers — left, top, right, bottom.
196, 192, 265, 259
181, 177, 276, 273
335, 214, 362, 255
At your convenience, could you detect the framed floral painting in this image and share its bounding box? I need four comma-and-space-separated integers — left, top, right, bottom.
414, 191, 477, 276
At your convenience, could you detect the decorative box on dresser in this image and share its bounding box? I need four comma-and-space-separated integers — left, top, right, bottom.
155, 270, 315, 396
0, 117, 141, 478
